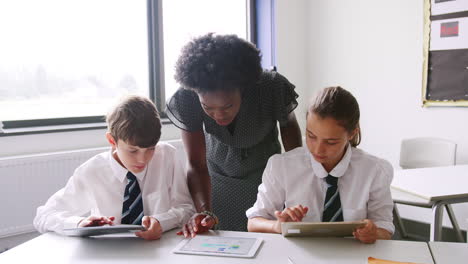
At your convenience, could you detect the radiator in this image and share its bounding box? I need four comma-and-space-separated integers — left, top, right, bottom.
0, 139, 187, 238
0, 147, 108, 238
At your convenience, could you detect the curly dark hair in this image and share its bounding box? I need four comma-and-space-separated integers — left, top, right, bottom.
174, 33, 263, 93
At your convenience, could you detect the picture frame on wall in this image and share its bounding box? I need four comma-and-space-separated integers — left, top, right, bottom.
422, 0, 468, 106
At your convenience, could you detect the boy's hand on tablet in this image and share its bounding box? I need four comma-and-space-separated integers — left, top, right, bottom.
177, 213, 215, 238
135, 216, 162, 240
78, 216, 115, 227
273, 205, 308, 233
353, 219, 377, 244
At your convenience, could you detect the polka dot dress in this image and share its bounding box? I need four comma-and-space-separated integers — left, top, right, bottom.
166, 70, 298, 231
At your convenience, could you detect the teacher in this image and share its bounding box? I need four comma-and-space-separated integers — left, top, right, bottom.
166, 33, 302, 234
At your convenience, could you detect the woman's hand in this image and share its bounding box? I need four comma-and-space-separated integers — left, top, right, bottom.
353, 219, 378, 244
135, 216, 162, 240
272, 205, 308, 233
177, 212, 216, 238
78, 216, 115, 227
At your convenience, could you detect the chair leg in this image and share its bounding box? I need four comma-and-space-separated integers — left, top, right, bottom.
445, 204, 465, 242
393, 203, 408, 239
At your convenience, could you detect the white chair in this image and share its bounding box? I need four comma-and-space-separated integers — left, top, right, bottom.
392, 137, 464, 242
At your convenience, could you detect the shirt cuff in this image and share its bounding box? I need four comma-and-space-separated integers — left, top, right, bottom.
152, 213, 178, 232
374, 221, 395, 235
63, 216, 86, 229
246, 207, 275, 220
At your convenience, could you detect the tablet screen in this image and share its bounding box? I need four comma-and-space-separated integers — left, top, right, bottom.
178, 236, 258, 256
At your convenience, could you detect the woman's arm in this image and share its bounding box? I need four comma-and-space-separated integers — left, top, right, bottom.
279, 111, 302, 151
177, 130, 217, 237
181, 130, 211, 213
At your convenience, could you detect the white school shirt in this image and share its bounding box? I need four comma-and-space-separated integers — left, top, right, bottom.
34, 142, 195, 234
246, 145, 395, 234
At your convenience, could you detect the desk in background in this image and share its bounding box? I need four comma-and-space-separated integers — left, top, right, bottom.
392, 165, 468, 241
0, 230, 434, 264
429, 241, 468, 264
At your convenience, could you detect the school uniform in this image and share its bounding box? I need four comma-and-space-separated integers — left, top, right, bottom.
246, 145, 395, 234
34, 142, 195, 234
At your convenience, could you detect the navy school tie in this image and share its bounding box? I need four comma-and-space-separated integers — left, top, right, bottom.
322, 174, 344, 222
121, 171, 144, 225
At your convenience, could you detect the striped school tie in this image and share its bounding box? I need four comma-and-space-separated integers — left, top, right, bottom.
121, 171, 144, 225
322, 174, 344, 222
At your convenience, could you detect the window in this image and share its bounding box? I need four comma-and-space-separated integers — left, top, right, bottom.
0, 0, 149, 129
161, 0, 248, 103
0, 0, 254, 134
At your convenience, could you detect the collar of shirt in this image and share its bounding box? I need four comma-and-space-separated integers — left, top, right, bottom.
108, 149, 148, 183
309, 143, 353, 179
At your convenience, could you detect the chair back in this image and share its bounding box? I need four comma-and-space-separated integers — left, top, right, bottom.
399, 137, 457, 169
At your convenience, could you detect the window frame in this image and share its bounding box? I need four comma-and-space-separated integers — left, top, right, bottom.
0, 0, 271, 136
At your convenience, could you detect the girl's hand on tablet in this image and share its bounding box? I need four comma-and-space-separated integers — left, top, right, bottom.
273, 205, 308, 233
353, 219, 378, 244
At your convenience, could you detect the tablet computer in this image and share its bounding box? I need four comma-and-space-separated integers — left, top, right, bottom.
281, 221, 366, 237
63, 224, 146, 237
172, 235, 263, 258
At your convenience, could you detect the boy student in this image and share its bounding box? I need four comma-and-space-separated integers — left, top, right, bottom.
246, 87, 394, 243
34, 95, 195, 240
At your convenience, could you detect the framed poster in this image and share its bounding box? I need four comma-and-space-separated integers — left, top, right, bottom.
423, 0, 468, 106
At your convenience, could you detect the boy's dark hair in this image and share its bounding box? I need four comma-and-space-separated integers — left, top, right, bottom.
309, 86, 361, 147
106, 95, 161, 148
174, 33, 263, 94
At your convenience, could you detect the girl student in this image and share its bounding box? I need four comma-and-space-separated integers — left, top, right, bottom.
246, 86, 394, 243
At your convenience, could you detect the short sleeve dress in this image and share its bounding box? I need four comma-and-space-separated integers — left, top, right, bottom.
165, 70, 298, 231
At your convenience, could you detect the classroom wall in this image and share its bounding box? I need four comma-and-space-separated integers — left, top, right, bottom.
304, 0, 468, 229
275, 0, 310, 132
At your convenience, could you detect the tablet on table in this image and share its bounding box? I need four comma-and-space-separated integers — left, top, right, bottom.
173, 235, 263, 258
281, 221, 366, 237
63, 224, 146, 237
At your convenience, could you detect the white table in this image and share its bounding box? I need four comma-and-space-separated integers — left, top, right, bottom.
284, 237, 433, 264
0, 231, 285, 264
428, 242, 468, 264
392, 165, 468, 241
0, 230, 434, 264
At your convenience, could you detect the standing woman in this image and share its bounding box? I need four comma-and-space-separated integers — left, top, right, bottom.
166, 33, 302, 233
